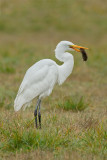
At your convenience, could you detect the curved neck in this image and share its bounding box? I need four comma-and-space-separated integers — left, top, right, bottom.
55, 48, 66, 62
55, 49, 74, 85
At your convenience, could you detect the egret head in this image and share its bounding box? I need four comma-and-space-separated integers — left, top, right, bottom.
55, 41, 88, 61
55, 41, 75, 52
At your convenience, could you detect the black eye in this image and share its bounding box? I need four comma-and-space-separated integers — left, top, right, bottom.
80, 48, 88, 61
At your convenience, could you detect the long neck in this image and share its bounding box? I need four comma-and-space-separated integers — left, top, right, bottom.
55, 49, 74, 85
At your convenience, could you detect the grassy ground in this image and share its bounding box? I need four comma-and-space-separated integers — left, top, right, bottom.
0, 0, 107, 159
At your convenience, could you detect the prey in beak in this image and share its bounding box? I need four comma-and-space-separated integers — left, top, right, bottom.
80, 48, 88, 61
70, 44, 88, 61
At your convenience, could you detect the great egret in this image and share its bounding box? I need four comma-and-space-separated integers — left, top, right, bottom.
14, 41, 88, 128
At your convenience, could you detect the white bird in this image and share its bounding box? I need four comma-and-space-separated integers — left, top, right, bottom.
14, 41, 88, 128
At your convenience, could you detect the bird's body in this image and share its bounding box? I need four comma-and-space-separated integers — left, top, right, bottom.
14, 41, 88, 128
14, 59, 58, 111
14, 53, 74, 111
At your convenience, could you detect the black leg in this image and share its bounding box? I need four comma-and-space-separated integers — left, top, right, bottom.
34, 109, 38, 128
34, 99, 41, 128
38, 103, 41, 129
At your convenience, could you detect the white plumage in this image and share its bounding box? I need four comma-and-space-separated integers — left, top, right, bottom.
14, 41, 87, 112
14, 59, 59, 111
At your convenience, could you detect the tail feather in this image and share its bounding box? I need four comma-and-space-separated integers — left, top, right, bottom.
23, 101, 32, 111
14, 95, 25, 111
14, 94, 32, 111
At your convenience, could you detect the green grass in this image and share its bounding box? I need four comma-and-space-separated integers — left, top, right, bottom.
1, 124, 106, 154
0, 110, 106, 159
58, 96, 88, 111
0, 0, 107, 159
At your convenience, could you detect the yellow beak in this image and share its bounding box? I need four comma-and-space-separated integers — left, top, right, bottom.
70, 45, 89, 52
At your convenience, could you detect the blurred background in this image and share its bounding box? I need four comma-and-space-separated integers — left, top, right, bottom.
0, 0, 106, 108
0, 0, 107, 159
